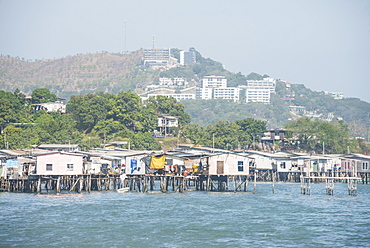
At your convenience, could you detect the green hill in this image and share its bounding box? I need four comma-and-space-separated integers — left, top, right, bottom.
1, 48, 369, 137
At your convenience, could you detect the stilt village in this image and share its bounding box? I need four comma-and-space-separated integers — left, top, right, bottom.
0, 141, 368, 196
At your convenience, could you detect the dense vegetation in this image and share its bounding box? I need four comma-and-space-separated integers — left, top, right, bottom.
1, 47, 370, 153
0, 89, 191, 150
0, 88, 369, 154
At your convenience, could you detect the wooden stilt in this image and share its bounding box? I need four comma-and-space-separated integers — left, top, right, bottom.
56, 176, 61, 193
37, 176, 41, 193
253, 170, 257, 194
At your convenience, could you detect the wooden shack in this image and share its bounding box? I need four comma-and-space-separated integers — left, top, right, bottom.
36, 152, 84, 175
206, 153, 250, 175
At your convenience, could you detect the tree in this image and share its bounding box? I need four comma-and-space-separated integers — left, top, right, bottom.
31, 88, 57, 104
235, 118, 267, 139
181, 123, 206, 145
34, 112, 82, 144
94, 118, 126, 140
0, 90, 23, 128
67, 92, 112, 132
108, 91, 157, 131
285, 117, 352, 154
205, 120, 250, 150
145, 95, 191, 126
130, 132, 161, 150
14, 88, 27, 105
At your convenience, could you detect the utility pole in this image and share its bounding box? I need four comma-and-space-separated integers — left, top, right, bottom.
322, 141, 325, 155
212, 133, 215, 153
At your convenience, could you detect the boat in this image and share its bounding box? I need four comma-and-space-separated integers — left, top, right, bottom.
117, 187, 129, 193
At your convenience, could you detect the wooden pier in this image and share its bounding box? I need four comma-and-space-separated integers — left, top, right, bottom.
1, 170, 366, 195
300, 176, 360, 196
122, 174, 255, 193
0, 174, 121, 193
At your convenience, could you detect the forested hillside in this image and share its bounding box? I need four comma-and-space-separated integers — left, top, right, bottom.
1, 48, 370, 136
182, 80, 370, 133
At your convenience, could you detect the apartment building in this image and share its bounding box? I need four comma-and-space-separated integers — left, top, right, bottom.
201, 76, 227, 88
143, 48, 171, 68
214, 87, 240, 102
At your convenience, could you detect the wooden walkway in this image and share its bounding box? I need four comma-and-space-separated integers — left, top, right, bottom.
1, 171, 366, 195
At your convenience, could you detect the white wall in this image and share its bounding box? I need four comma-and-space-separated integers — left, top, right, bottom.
208, 154, 250, 175
36, 153, 84, 175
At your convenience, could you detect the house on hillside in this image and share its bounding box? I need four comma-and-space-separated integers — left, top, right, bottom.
32, 102, 66, 114
260, 129, 287, 150
156, 115, 179, 136
36, 152, 84, 175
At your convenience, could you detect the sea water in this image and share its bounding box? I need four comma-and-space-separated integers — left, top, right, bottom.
1, 183, 369, 247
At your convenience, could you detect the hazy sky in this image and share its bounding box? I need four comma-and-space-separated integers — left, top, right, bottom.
1, 0, 369, 102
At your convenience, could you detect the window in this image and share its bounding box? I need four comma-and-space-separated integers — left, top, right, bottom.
67, 164, 74, 171
46, 164, 52, 171
362, 162, 368, 170
280, 162, 286, 169
238, 161, 244, 172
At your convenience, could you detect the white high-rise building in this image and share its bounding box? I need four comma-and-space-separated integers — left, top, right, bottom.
148, 93, 195, 101
180, 50, 196, 66
242, 77, 276, 103
214, 87, 240, 102
245, 88, 271, 103
201, 76, 227, 88
196, 87, 213, 100
143, 48, 170, 68
246, 77, 276, 93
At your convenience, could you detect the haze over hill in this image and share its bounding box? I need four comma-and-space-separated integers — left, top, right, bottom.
0, 50, 158, 99
1, 49, 370, 136
1, 1, 369, 102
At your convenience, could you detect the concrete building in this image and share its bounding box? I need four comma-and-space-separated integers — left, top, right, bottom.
201, 76, 227, 88
159, 77, 188, 86
242, 77, 276, 104
143, 48, 170, 69
214, 87, 240, 102
196, 87, 213, 100
324, 91, 344, 100
245, 88, 271, 103
180, 50, 196, 66
147, 93, 195, 101
246, 77, 276, 93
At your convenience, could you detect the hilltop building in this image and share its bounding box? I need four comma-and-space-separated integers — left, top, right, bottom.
240, 77, 276, 104
196, 87, 213, 100
159, 77, 188, 86
156, 115, 179, 136
143, 48, 171, 69
147, 93, 195, 101
214, 87, 240, 102
180, 49, 196, 66
201, 76, 227, 88
324, 91, 344, 100
196, 75, 239, 102
32, 101, 66, 114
